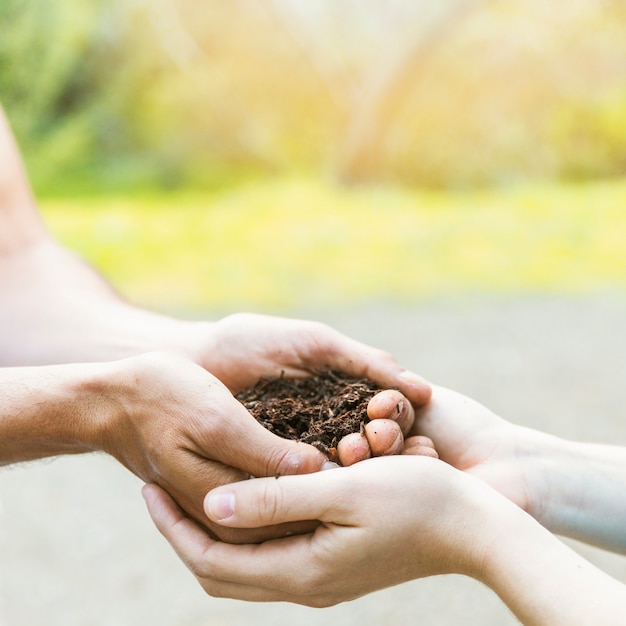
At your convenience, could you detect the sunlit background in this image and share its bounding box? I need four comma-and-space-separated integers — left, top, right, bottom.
2, 0, 626, 312
3, 4, 626, 626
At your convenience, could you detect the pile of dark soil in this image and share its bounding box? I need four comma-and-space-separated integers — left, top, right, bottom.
235, 370, 382, 461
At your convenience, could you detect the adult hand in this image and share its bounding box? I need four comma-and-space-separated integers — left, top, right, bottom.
194, 312, 433, 464
414, 387, 626, 553
102, 352, 432, 543
143, 456, 626, 625
410, 385, 533, 512
142, 456, 493, 605
197, 313, 429, 400
98, 352, 330, 543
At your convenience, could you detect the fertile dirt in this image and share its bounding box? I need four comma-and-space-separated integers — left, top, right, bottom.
235, 370, 382, 462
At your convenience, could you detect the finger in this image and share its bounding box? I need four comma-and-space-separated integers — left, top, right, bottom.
367, 389, 415, 435
404, 435, 436, 449
203, 394, 328, 479
402, 435, 439, 459
163, 454, 320, 544
143, 484, 316, 590
204, 471, 345, 528
197, 577, 306, 604
142, 483, 215, 569
401, 445, 439, 459
309, 328, 431, 406
189, 533, 339, 605
159, 453, 302, 543
364, 419, 403, 456
337, 431, 371, 466
197, 574, 336, 607
164, 453, 247, 526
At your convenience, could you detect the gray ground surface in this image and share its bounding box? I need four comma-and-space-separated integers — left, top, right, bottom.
2, 293, 626, 626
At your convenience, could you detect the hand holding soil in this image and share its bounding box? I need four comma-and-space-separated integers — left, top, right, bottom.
236, 370, 437, 466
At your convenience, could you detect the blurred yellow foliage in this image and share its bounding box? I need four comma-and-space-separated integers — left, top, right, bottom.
41, 177, 626, 313
2, 0, 626, 191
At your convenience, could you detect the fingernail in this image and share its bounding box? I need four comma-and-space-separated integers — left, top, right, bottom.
322, 461, 340, 471
207, 492, 235, 521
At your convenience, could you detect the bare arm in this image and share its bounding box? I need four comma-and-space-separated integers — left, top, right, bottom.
0, 105, 47, 252
0, 106, 431, 416
143, 456, 626, 624
514, 432, 626, 553
0, 105, 433, 537
0, 237, 208, 365
0, 105, 205, 365
0, 353, 332, 542
412, 386, 626, 553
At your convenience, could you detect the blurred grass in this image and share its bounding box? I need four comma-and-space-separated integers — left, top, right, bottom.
39, 177, 626, 313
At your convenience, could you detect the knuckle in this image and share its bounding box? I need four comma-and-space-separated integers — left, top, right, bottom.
367, 347, 395, 368
264, 445, 295, 478
183, 553, 213, 580
303, 320, 337, 357
197, 401, 233, 442
259, 480, 284, 525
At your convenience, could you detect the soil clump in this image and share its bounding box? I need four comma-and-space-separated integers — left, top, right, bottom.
235, 370, 382, 462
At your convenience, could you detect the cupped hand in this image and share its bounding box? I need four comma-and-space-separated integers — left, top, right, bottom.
198, 313, 431, 401
412, 385, 535, 512
99, 352, 330, 544
103, 352, 432, 543
142, 456, 498, 606
195, 313, 433, 465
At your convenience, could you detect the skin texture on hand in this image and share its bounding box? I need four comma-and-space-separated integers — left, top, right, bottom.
200, 312, 431, 402
100, 353, 433, 543
0, 104, 434, 541
411, 385, 532, 510
0, 350, 427, 545
144, 457, 487, 605
413, 385, 626, 553
143, 456, 626, 625
193, 313, 433, 468
89, 352, 332, 544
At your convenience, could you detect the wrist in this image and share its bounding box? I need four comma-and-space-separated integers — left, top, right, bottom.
447, 478, 520, 581
493, 425, 568, 524
476, 492, 626, 626
0, 237, 217, 366
512, 427, 592, 533
0, 362, 122, 465
523, 433, 626, 551
69, 360, 132, 455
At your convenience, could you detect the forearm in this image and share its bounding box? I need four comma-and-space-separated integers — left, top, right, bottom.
0, 362, 114, 465
0, 104, 211, 366
518, 428, 626, 552
479, 492, 626, 625
0, 238, 211, 366
0, 105, 47, 253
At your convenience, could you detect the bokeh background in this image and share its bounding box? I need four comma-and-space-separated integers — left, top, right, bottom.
2, 0, 626, 311
4, 0, 626, 193
1, 1, 626, 625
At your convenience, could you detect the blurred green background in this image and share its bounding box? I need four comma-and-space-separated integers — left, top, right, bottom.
2, 0, 626, 311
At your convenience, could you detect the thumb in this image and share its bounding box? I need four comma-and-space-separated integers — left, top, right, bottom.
204, 471, 341, 528
207, 397, 328, 478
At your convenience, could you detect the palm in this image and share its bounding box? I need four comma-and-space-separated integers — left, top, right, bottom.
414, 386, 531, 512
